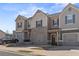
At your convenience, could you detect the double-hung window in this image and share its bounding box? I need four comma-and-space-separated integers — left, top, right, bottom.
53, 19, 59, 27
65, 14, 75, 24
36, 20, 42, 28
17, 22, 22, 28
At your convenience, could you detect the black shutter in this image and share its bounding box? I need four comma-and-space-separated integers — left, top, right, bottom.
57, 18, 59, 26
73, 14, 75, 23
41, 20, 42, 27
53, 20, 54, 26
65, 16, 67, 24
36, 21, 37, 28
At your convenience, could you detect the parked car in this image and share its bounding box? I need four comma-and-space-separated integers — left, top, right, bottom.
2, 39, 19, 44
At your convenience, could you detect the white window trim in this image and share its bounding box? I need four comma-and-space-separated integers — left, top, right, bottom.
62, 28, 79, 31
53, 19, 58, 27
66, 14, 74, 24
67, 14, 72, 20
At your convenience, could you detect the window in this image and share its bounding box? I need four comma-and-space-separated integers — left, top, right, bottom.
28, 24, 30, 28
53, 19, 59, 27
28, 22, 30, 28
65, 14, 75, 24
17, 23, 19, 28
17, 22, 22, 28
36, 20, 42, 28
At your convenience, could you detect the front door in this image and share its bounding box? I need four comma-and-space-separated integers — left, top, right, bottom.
51, 35, 57, 46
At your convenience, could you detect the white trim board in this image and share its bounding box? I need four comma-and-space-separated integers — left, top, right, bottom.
62, 28, 79, 31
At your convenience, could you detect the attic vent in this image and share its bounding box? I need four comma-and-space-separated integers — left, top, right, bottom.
68, 7, 72, 11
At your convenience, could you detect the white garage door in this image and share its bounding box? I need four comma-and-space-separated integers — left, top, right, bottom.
62, 33, 78, 46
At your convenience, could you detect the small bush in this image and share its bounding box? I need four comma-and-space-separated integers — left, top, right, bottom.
5, 43, 16, 47
18, 50, 32, 53
35, 55, 45, 56
31, 48, 43, 50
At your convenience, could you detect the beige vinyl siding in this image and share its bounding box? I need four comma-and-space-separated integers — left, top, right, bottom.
59, 5, 79, 29
30, 11, 48, 29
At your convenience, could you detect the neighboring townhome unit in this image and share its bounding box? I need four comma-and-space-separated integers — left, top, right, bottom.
0, 30, 12, 42
48, 13, 60, 46
30, 10, 49, 44
59, 3, 79, 46
15, 15, 30, 43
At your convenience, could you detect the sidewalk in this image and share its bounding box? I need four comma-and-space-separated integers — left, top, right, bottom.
0, 45, 46, 56
1, 45, 79, 56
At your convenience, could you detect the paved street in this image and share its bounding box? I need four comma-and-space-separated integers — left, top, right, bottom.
1, 45, 79, 56
0, 51, 22, 56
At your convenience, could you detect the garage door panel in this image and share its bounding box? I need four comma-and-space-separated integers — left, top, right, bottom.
63, 42, 78, 46
62, 33, 78, 46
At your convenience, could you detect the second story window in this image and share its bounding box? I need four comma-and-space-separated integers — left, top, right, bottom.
36, 20, 42, 28
53, 19, 59, 27
65, 14, 75, 24
17, 22, 22, 28
28, 22, 30, 28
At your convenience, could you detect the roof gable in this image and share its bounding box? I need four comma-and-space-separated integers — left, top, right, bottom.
15, 15, 27, 21
60, 3, 79, 14
31, 9, 47, 19
48, 12, 60, 17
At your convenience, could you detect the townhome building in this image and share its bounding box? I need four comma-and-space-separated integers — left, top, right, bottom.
14, 3, 79, 46
0, 30, 12, 42
13, 15, 30, 43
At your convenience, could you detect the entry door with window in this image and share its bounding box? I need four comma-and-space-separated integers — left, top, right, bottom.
51, 35, 57, 45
